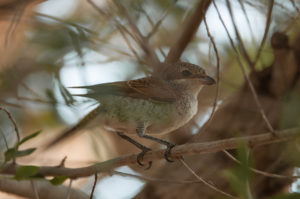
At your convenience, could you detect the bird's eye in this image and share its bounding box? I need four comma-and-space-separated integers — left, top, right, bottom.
181, 70, 192, 77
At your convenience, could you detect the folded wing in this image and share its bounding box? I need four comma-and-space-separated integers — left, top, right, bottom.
71, 77, 178, 103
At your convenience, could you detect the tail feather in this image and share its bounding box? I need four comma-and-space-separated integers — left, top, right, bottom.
44, 106, 102, 149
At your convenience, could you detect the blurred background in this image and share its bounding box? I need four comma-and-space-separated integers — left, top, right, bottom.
0, 0, 300, 198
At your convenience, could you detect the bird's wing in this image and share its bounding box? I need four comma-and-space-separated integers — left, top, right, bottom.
72, 77, 178, 103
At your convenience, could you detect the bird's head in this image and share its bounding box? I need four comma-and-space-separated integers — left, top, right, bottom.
163, 62, 216, 85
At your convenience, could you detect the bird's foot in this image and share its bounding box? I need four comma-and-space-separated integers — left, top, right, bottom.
164, 143, 176, 162
137, 147, 152, 169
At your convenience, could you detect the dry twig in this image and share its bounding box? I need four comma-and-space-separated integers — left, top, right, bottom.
213, 0, 275, 134
90, 174, 98, 199
223, 150, 300, 179
1, 128, 299, 178
180, 158, 237, 199
198, 10, 220, 134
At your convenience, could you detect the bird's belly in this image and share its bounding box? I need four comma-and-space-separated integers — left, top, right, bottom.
100, 95, 198, 135
147, 98, 198, 135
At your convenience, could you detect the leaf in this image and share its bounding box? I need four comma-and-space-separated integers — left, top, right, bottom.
4, 148, 36, 162
49, 176, 68, 186
18, 130, 42, 146
4, 148, 17, 162
14, 166, 40, 180
14, 148, 36, 157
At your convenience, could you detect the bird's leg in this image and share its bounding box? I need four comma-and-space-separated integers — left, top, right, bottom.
116, 131, 152, 168
136, 124, 176, 162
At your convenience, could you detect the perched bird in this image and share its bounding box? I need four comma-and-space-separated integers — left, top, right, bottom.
47, 62, 215, 166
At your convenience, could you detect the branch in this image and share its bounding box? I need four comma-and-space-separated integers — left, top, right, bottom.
165, 0, 212, 63
213, 0, 275, 134
0, 178, 89, 199
1, 128, 299, 179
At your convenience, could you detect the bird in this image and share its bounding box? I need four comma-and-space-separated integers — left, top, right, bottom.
46, 62, 215, 166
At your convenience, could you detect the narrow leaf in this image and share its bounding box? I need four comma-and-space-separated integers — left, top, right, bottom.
14, 148, 36, 157
18, 130, 42, 146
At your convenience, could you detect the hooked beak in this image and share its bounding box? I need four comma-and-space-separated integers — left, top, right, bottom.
199, 75, 216, 85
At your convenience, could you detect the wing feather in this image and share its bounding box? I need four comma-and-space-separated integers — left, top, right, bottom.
72, 77, 178, 103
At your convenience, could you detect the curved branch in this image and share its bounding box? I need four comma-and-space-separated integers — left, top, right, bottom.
1, 128, 299, 179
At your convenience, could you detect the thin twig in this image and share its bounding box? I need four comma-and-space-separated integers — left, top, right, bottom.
198, 10, 220, 134
4, 1, 26, 47
20, 83, 44, 99
0, 129, 9, 150
225, 0, 253, 70
66, 179, 73, 199
0, 106, 20, 162
35, 12, 95, 34
290, 0, 300, 12
0, 100, 22, 108
223, 150, 300, 179
2, 128, 299, 178
180, 158, 237, 199
145, 6, 169, 41
253, 0, 274, 65
237, 0, 256, 46
112, 0, 160, 69
30, 180, 39, 199
143, 6, 170, 58
112, 171, 199, 184
118, 27, 142, 61
89, 174, 98, 199
86, 0, 144, 64
213, 0, 275, 134
36, 12, 135, 59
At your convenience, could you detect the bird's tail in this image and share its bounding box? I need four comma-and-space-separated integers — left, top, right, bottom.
44, 105, 102, 149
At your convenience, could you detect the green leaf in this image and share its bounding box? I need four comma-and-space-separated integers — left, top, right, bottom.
4, 148, 17, 162
269, 193, 300, 199
14, 148, 36, 157
49, 176, 68, 186
4, 148, 36, 162
18, 130, 42, 146
15, 166, 40, 180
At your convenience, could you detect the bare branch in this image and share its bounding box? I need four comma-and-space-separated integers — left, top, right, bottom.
223, 150, 300, 179
112, 0, 160, 70
112, 171, 199, 184
1, 128, 299, 178
225, 0, 253, 70
89, 174, 98, 199
165, 0, 212, 63
253, 0, 274, 65
290, 0, 300, 12
198, 10, 220, 134
180, 159, 237, 199
66, 179, 73, 199
213, 0, 275, 134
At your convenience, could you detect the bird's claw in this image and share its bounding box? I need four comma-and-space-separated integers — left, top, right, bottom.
137, 148, 152, 169
164, 143, 176, 162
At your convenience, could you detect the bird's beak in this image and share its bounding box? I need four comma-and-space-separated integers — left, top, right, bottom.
199, 75, 216, 85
